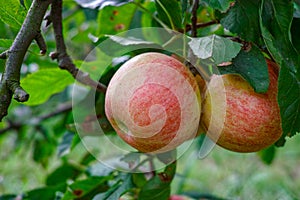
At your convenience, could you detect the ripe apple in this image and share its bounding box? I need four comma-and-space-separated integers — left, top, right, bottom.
201, 59, 282, 152
105, 52, 201, 153
169, 195, 193, 200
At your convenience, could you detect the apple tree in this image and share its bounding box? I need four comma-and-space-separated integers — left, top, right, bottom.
0, 0, 299, 199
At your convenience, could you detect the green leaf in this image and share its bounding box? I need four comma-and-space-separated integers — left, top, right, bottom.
138, 177, 170, 200
107, 35, 159, 46
156, 149, 177, 165
87, 162, 115, 177
24, 183, 67, 200
97, 3, 137, 36
120, 152, 141, 167
221, 0, 261, 43
62, 176, 110, 200
154, 0, 183, 29
0, 195, 19, 200
189, 34, 241, 65
21, 68, 74, 106
132, 173, 147, 188
33, 134, 56, 167
100, 35, 162, 56
278, 65, 300, 138
0, 0, 27, 29
203, 0, 234, 12
0, 39, 13, 51
218, 44, 269, 93
291, 18, 300, 53
257, 145, 276, 165
260, 0, 300, 141
57, 131, 75, 157
46, 163, 82, 186
93, 174, 133, 200
138, 162, 176, 200
23, 0, 33, 10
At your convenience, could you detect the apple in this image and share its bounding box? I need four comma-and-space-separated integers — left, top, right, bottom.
201, 59, 282, 152
169, 195, 193, 200
105, 52, 201, 153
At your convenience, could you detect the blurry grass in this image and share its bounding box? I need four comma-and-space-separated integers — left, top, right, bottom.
0, 134, 46, 194
172, 136, 300, 200
1, 132, 300, 199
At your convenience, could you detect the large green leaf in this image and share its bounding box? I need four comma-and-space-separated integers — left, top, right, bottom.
93, 174, 133, 200
46, 163, 81, 186
189, 34, 241, 65
154, 0, 183, 30
218, 44, 269, 93
138, 161, 176, 200
221, 0, 261, 43
61, 176, 110, 200
260, 0, 300, 143
0, 0, 27, 29
0, 39, 13, 51
21, 68, 74, 106
97, 3, 137, 36
57, 131, 75, 157
257, 145, 276, 165
291, 18, 300, 53
98, 35, 162, 56
203, 0, 234, 12
24, 183, 67, 200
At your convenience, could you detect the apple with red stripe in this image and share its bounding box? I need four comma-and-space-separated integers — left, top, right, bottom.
105, 52, 201, 153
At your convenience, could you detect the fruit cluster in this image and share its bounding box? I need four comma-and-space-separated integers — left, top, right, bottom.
105, 52, 282, 153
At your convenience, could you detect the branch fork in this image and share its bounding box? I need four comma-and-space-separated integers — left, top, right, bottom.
0, 0, 107, 121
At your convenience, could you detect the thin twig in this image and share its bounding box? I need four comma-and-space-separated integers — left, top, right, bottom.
185, 20, 219, 32
34, 30, 47, 55
191, 0, 199, 37
50, 0, 107, 93
0, 102, 72, 135
0, 51, 8, 59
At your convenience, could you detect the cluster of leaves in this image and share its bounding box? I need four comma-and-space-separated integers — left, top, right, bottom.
0, 0, 300, 199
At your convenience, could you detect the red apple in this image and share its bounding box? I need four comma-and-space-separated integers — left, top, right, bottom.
105, 52, 201, 153
169, 195, 193, 200
201, 60, 282, 152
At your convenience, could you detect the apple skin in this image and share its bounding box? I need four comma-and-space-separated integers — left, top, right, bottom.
169, 195, 193, 200
201, 60, 282, 152
105, 52, 201, 153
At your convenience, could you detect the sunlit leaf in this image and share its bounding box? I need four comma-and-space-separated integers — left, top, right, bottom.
21, 68, 74, 106
0, 39, 13, 51
189, 34, 241, 65
74, 0, 132, 9
203, 0, 234, 12
97, 3, 137, 36
0, 0, 27, 29
154, 0, 183, 29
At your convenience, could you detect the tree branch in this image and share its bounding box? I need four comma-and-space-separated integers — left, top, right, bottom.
0, 102, 72, 135
0, 0, 52, 121
185, 20, 219, 33
50, 0, 107, 93
0, 51, 8, 59
191, 0, 199, 37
